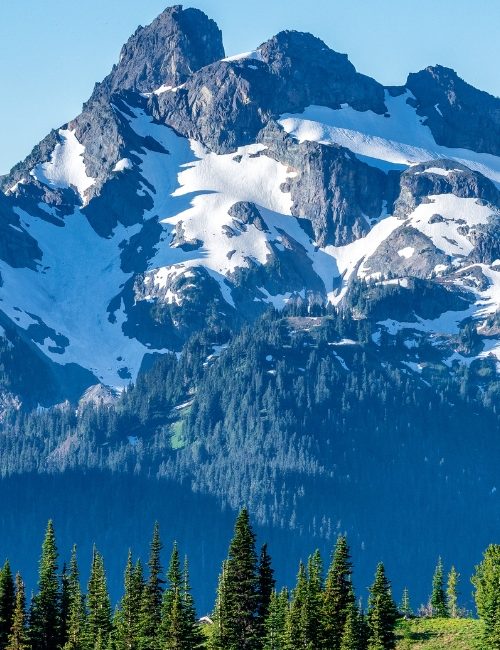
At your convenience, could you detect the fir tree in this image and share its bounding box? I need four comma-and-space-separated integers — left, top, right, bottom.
30, 520, 61, 650
446, 567, 459, 619
5, 574, 28, 650
210, 508, 259, 650
367, 563, 397, 650
256, 544, 275, 639
283, 562, 309, 650
63, 545, 86, 650
115, 552, 144, 650
340, 602, 362, 650
139, 523, 164, 650
323, 535, 355, 649
305, 550, 324, 648
180, 557, 204, 650
263, 589, 288, 650
0, 560, 15, 650
472, 544, 500, 648
209, 561, 229, 650
86, 547, 112, 649
60, 563, 70, 648
430, 558, 448, 618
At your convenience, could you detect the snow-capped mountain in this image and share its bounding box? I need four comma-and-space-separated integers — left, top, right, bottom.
1, 4, 499, 402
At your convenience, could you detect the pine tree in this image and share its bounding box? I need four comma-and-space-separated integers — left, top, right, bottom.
472, 544, 500, 648
139, 523, 164, 650
340, 602, 362, 650
30, 520, 61, 650
0, 560, 15, 650
446, 567, 459, 619
60, 563, 70, 648
86, 547, 112, 649
115, 551, 144, 650
210, 508, 259, 650
5, 574, 28, 650
430, 558, 448, 618
400, 588, 412, 619
64, 546, 86, 650
263, 589, 288, 650
305, 550, 324, 648
209, 561, 229, 650
367, 563, 397, 650
180, 557, 204, 650
323, 535, 355, 649
256, 544, 275, 640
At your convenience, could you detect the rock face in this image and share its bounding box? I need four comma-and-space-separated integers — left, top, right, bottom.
394, 159, 500, 219
151, 30, 386, 155
92, 5, 225, 100
406, 65, 500, 156
262, 124, 388, 246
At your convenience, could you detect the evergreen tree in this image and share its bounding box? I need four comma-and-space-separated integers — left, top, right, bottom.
115, 552, 144, 650
209, 561, 229, 650
0, 560, 15, 650
446, 567, 459, 619
60, 563, 70, 648
400, 588, 412, 619
323, 535, 355, 649
210, 508, 259, 650
472, 544, 500, 648
256, 545, 275, 639
30, 520, 61, 650
340, 602, 362, 650
430, 558, 448, 618
161, 546, 203, 650
86, 548, 112, 649
283, 563, 309, 650
139, 523, 164, 650
305, 550, 324, 648
263, 589, 288, 650
367, 563, 397, 650
63, 546, 86, 650
5, 574, 28, 650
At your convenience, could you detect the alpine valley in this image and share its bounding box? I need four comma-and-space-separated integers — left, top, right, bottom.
1, 4, 500, 612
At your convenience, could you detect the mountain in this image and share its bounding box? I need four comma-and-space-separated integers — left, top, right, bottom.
0, 4, 500, 610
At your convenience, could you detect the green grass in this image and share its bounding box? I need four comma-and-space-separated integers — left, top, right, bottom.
396, 618, 482, 649
170, 402, 192, 449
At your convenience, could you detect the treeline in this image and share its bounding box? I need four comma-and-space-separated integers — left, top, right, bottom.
2, 510, 500, 649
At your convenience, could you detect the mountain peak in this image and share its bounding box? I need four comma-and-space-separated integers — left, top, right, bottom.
91, 5, 224, 101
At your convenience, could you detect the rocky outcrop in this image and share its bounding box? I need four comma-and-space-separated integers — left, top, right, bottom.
406, 65, 500, 156
91, 5, 224, 101
394, 159, 500, 219
261, 123, 388, 246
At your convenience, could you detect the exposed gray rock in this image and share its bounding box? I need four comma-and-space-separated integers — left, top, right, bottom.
151, 30, 386, 154
394, 159, 500, 219
365, 226, 450, 279
228, 202, 269, 232
406, 65, 500, 156
469, 215, 500, 264
261, 123, 388, 246
90, 5, 224, 101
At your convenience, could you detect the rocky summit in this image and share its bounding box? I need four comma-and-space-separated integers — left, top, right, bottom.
0, 4, 500, 610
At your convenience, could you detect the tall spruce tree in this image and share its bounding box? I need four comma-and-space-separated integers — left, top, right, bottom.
305, 550, 324, 648
430, 558, 448, 618
180, 557, 204, 650
64, 546, 86, 650
0, 560, 15, 650
472, 544, 500, 648
210, 508, 259, 650
446, 567, 459, 619
115, 552, 144, 650
139, 523, 164, 650
323, 535, 355, 649
5, 574, 28, 650
209, 561, 229, 650
60, 563, 70, 649
256, 544, 275, 640
86, 548, 112, 649
30, 520, 61, 650
367, 563, 397, 650
263, 589, 288, 650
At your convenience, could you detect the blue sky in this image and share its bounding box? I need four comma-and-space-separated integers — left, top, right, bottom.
1, 0, 499, 175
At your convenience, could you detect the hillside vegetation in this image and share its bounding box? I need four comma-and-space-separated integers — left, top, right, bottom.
396, 618, 482, 649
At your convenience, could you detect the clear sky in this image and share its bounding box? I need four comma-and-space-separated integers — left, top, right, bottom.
1, 0, 499, 175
